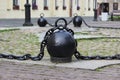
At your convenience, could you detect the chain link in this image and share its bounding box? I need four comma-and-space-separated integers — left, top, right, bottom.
0, 28, 55, 61
74, 50, 120, 60
0, 39, 46, 61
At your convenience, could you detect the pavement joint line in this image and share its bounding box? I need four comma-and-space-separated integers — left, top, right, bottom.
0, 58, 120, 70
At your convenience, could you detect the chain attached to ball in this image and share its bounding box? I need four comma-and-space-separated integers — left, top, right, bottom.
0, 16, 120, 62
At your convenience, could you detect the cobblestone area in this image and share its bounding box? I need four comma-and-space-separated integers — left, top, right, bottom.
0, 60, 120, 80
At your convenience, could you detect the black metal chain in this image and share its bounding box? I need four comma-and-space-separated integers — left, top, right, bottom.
81, 17, 120, 29
0, 39, 45, 61
0, 29, 54, 61
47, 22, 55, 27
67, 19, 73, 25
74, 49, 120, 60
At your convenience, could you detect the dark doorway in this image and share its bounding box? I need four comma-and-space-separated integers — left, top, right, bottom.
113, 3, 118, 10
101, 3, 109, 12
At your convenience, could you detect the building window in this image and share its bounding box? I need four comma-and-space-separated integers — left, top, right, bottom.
76, 0, 80, 10
32, 0, 38, 10
88, 0, 90, 11
114, 0, 118, 2
55, 0, 58, 10
113, 3, 118, 10
13, 0, 19, 10
104, 0, 108, 2
63, 0, 66, 10
44, 0, 48, 10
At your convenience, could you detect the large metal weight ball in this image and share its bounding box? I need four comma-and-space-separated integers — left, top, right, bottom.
46, 30, 76, 63
37, 15, 47, 27
73, 16, 82, 27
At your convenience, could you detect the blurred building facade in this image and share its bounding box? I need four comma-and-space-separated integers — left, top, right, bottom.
0, 0, 120, 19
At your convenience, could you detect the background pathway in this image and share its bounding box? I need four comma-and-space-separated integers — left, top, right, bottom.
0, 17, 120, 28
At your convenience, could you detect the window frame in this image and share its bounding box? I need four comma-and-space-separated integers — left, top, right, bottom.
44, 0, 48, 10
32, 0, 38, 10
63, 0, 66, 10
88, 0, 90, 11
13, 0, 19, 10
113, 3, 118, 10
77, 0, 80, 10
55, 0, 59, 10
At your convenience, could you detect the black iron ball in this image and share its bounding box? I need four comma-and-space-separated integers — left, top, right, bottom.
46, 30, 76, 63
37, 16, 47, 27
73, 16, 82, 27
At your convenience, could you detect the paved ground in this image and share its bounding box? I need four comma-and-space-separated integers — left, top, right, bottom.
0, 17, 120, 80
0, 17, 72, 27
0, 60, 120, 80
0, 17, 120, 28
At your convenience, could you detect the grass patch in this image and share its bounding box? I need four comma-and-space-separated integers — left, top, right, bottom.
0, 28, 20, 33
75, 31, 106, 37
77, 38, 120, 56
75, 32, 89, 35
109, 16, 120, 21
0, 29, 41, 56
0, 28, 120, 57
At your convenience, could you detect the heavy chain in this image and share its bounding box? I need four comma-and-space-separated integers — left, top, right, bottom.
74, 50, 120, 60
81, 17, 120, 29
0, 40, 45, 61
0, 30, 51, 61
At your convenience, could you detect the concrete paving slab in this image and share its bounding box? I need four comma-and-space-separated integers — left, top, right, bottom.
74, 34, 103, 39
37, 32, 104, 42
1, 58, 120, 70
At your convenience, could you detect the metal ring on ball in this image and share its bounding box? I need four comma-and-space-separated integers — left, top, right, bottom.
73, 13, 78, 17
40, 13, 45, 17
55, 18, 67, 27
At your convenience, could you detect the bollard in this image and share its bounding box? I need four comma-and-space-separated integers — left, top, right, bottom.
23, 0, 33, 26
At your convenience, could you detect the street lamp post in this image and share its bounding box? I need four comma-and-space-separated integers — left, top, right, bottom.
23, 0, 33, 26
93, 0, 98, 21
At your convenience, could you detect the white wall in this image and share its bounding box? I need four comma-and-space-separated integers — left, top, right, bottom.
0, 0, 95, 19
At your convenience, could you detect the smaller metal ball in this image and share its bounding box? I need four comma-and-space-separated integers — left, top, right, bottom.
37, 16, 47, 27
